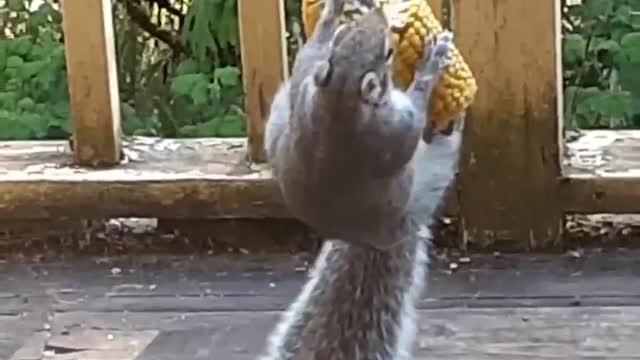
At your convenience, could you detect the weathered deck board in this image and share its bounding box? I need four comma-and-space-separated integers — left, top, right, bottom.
2, 131, 637, 251
1, 129, 640, 227
11, 307, 640, 359
562, 130, 640, 214
3, 251, 640, 313
0, 138, 265, 178
3, 252, 640, 358
565, 130, 640, 177
0, 138, 287, 219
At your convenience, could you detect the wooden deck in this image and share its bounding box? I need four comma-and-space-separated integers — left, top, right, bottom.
565, 129, 640, 177
0, 137, 287, 220
4, 250, 640, 359
2, 130, 640, 250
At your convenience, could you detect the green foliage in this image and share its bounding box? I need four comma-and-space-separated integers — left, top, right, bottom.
0, 0, 247, 140
115, 0, 246, 138
0, 0, 69, 140
563, 0, 640, 129
7, 0, 640, 140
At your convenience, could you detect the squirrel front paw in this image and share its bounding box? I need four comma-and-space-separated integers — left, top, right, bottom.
418, 30, 454, 79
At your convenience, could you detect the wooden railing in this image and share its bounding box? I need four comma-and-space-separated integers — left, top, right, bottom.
1, 0, 638, 251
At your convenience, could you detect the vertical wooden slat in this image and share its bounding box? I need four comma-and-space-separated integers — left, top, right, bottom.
452, 0, 563, 250
61, 0, 122, 167
238, 0, 288, 163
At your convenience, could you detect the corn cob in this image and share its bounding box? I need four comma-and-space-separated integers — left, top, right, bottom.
301, 0, 477, 130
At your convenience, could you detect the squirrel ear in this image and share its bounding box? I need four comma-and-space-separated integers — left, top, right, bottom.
313, 60, 332, 87
360, 71, 384, 104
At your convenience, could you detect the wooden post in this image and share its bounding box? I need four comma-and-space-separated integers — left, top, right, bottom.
61, 0, 122, 167
429, 0, 444, 21
238, 0, 288, 163
452, 0, 563, 250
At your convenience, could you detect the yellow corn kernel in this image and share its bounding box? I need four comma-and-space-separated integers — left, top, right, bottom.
301, 0, 478, 130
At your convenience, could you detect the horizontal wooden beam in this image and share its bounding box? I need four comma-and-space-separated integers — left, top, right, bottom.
0, 138, 285, 219
0, 138, 459, 220
0, 179, 287, 219
560, 176, 640, 214
2, 137, 639, 220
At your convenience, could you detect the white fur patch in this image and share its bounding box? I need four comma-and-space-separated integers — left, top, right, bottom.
258, 241, 335, 360
390, 229, 430, 360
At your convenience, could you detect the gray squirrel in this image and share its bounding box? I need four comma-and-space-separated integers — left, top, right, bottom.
260, 0, 464, 358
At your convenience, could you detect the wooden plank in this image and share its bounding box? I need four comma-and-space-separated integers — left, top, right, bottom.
452, 0, 563, 250
5, 253, 640, 358
556, 129, 640, 213
0, 138, 286, 219
61, 0, 122, 167
238, 0, 288, 163
564, 129, 640, 178
32, 307, 640, 359
561, 177, 640, 214
428, 0, 444, 21
5, 251, 640, 315
135, 329, 224, 360
413, 307, 640, 358
12, 329, 157, 360
0, 179, 284, 220
0, 138, 461, 222
8, 332, 47, 360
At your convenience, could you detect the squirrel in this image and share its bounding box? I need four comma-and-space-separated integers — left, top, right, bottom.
265, 0, 456, 250
260, 0, 463, 358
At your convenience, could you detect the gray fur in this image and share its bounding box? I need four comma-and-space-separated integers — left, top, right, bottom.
259, 119, 463, 360
259, 0, 464, 358
265, 0, 454, 250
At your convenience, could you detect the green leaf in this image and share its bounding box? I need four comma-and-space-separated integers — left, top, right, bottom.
583, 0, 614, 19
7, 36, 33, 57
571, 86, 634, 128
17, 97, 35, 110
0, 40, 8, 72
214, 66, 241, 87
176, 124, 199, 137
595, 39, 620, 53
27, 9, 50, 32
121, 102, 147, 136
0, 118, 33, 140
0, 92, 19, 107
218, 0, 239, 48
618, 59, 640, 114
6, 55, 24, 68
170, 73, 208, 96
181, 0, 218, 64
7, 0, 26, 11
215, 113, 245, 137
20, 59, 49, 78
564, 86, 580, 129
627, 0, 640, 10
620, 32, 640, 63
174, 59, 200, 75
21, 112, 49, 139
594, 91, 633, 119
564, 34, 587, 64
190, 79, 210, 106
